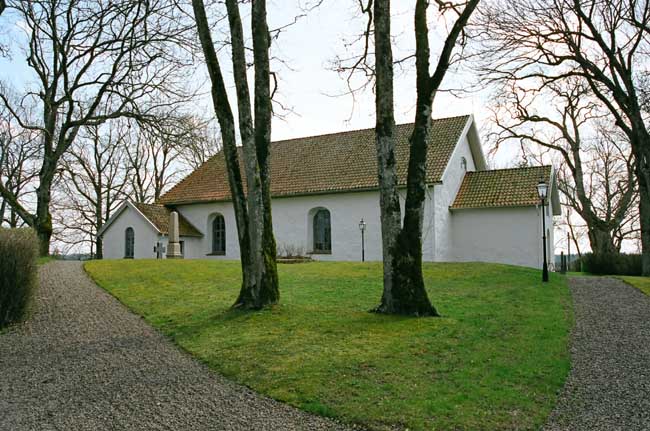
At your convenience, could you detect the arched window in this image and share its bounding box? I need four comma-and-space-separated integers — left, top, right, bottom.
124, 227, 134, 259
461, 156, 467, 171
211, 215, 226, 255
313, 209, 331, 253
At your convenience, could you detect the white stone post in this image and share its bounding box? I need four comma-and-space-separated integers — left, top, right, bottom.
166, 211, 183, 259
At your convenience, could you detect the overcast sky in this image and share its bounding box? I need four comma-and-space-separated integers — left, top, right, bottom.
1, 1, 591, 254
0, 1, 496, 157
198, 1, 495, 152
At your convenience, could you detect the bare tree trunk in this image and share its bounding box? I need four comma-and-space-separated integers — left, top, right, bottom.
637, 148, 650, 275
221, 0, 279, 308
250, 0, 279, 305
9, 208, 17, 228
587, 225, 617, 255
96, 199, 104, 259
372, 0, 434, 316
0, 198, 5, 226
373, 0, 402, 311
35, 159, 56, 255
373, 0, 477, 316
192, 0, 258, 304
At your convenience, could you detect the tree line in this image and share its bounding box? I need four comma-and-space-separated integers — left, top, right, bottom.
1, 0, 649, 317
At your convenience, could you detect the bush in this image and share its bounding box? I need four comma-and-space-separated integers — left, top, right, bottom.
0, 228, 39, 328
580, 252, 642, 276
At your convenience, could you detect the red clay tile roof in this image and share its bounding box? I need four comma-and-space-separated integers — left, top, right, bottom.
159, 116, 470, 205
133, 202, 202, 237
450, 166, 552, 210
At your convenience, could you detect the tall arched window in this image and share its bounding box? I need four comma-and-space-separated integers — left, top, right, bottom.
212, 215, 226, 255
124, 227, 135, 259
313, 209, 331, 253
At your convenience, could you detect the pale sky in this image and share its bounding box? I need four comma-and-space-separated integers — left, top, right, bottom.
1, 1, 585, 255
0, 1, 495, 154
195, 1, 492, 147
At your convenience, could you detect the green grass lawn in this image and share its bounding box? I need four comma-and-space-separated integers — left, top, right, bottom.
37, 256, 56, 265
85, 260, 572, 431
618, 276, 650, 296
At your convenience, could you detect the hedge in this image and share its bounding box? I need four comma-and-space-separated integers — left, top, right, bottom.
580, 252, 642, 276
0, 228, 39, 328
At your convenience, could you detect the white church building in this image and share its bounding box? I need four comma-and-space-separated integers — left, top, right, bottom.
98, 115, 560, 268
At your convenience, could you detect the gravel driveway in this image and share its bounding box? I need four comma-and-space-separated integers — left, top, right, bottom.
0, 261, 355, 431
544, 276, 650, 431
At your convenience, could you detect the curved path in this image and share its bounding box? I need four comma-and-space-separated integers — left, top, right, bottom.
544, 276, 650, 431
0, 261, 355, 431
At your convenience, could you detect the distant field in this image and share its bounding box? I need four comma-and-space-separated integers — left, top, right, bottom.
86, 260, 572, 431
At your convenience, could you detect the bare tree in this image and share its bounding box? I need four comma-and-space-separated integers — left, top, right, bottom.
124, 114, 200, 204
475, 0, 650, 273
491, 77, 638, 255
371, 0, 479, 316
0, 105, 39, 227
55, 122, 130, 258
192, 0, 279, 309
0, 0, 192, 255
177, 118, 222, 170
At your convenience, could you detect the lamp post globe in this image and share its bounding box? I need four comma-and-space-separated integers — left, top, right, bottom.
537, 179, 549, 282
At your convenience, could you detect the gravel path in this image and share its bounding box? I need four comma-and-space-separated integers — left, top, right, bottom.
0, 261, 355, 431
544, 276, 650, 431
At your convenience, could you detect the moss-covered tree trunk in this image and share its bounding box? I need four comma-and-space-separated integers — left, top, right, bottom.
251, 0, 279, 305
635, 143, 650, 276
372, 0, 478, 316
192, 0, 254, 295
373, 0, 436, 316
193, 0, 279, 309
225, 0, 279, 308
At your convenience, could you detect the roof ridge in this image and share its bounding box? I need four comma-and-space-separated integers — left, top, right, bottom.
271, 114, 470, 145
467, 165, 551, 174
133, 201, 165, 208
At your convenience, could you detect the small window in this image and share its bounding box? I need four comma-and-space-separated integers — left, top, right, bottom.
313, 209, 331, 253
180, 240, 185, 257
461, 157, 467, 171
211, 215, 226, 255
125, 227, 135, 259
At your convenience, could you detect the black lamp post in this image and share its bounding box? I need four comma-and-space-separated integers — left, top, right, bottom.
537, 179, 549, 282
358, 218, 366, 262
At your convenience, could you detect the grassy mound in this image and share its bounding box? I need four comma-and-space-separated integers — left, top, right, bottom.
86, 260, 572, 431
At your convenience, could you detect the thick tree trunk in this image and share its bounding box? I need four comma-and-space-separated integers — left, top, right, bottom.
587, 225, 618, 255
372, 0, 436, 317
224, 0, 279, 309
637, 151, 650, 275
95, 234, 103, 259
373, 0, 403, 311
35, 172, 54, 256
391, 105, 438, 316
0, 198, 5, 226
251, 0, 279, 305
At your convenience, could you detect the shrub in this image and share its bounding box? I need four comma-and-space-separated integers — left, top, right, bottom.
0, 228, 39, 328
580, 252, 642, 276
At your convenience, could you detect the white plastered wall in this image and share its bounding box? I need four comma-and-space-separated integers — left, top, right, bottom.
432, 133, 476, 261
102, 206, 161, 259
173, 190, 435, 262
450, 206, 554, 269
